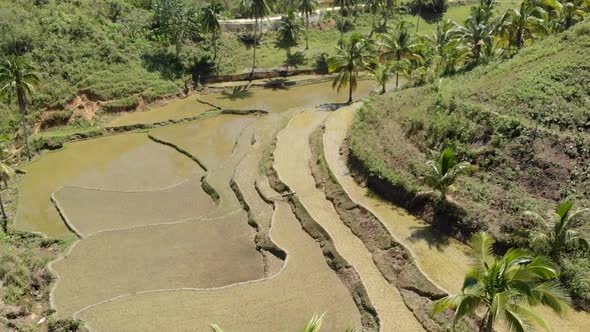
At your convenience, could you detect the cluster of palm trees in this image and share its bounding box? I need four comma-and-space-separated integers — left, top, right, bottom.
326, 0, 590, 102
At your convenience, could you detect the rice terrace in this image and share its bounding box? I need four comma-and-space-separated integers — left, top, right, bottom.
1, 0, 590, 331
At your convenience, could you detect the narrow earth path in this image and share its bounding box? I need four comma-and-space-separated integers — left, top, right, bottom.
274, 109, 425, 332
324, 104, 590, 332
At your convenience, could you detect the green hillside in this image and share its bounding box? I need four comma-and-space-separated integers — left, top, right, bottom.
349, 18, 590, 308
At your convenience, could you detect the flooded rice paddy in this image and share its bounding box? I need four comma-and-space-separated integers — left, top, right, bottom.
16, 78, 590, 331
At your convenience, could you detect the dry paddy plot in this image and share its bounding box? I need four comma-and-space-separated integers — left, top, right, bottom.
150, 114, 259, 215
274, 109, 424, 331
16, 133, 200, 237
109, 96, 211, 127
52, 114, 268, 324
75, 198, 361, 331
52, 176, 215, 236
51, 211, 263, 318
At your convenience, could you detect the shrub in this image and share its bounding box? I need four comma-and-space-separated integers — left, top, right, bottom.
101, 96, 140, 112
48, 318, 85, 332
560, 255, 590, 310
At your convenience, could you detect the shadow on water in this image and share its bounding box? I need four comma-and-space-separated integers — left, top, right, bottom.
408, 224, 453, 252
318, 103, 349, 111
220, 85, 254, 100
263, 78, 293, 90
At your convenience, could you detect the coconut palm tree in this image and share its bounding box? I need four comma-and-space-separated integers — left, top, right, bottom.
455, 3, 502, 66
380, 21, 422, 88
277, 8, 304, 72
333, 0, 356, 16
369, 62, 392, 94
525, 199, 589, 258
329, 33, 373, 104
413, 0, 432, 32
365, 0, 385, 36
298, 0, 318, 49
277, 8, 304, 48
559, 0, 589, 30
0, 56, 40, 161
420, 19, 460, 74
239, 0, 274, 79
0, 159, 15, 233
200, 0, 224, 62
500, 0, 547, 50
423, 148, 471, 200
434, 232, 571, 332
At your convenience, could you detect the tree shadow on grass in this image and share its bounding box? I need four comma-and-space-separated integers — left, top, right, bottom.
142, 50, 185, 80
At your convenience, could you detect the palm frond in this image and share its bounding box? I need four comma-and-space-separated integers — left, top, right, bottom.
0, 162, 16, 180
469, 231, 495, 267
503, 305, 534, 332
531, 280, 570, 315
301, 313, 325, 332
209, 323, 224, 332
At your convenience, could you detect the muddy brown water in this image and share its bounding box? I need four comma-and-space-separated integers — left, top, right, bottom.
109, 79, 378, 127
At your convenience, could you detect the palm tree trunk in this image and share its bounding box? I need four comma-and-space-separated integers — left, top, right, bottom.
251, 17, 258, 80
478, 310, 490, 332
484, 314, 494, 332
348, 71, 353, 104
416, 7, 421, 32
396, 53, 400, 88
0, 191, 7, 233
305, 13, 309, 50
213, 34, 220, 75
212, 33, 218, 62
17, 87, 32, 161
381, 82, 386, 94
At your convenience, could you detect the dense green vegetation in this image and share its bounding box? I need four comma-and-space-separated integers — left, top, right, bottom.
350, 16, 590, 310
0, 0, 521, 142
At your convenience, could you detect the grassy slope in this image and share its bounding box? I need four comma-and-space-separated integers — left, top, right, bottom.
0, 0, 518, 138
350, 19, 590, 307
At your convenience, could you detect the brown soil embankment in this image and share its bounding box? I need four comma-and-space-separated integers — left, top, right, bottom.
309, 125, 457, 331
272, 109, 428, 331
